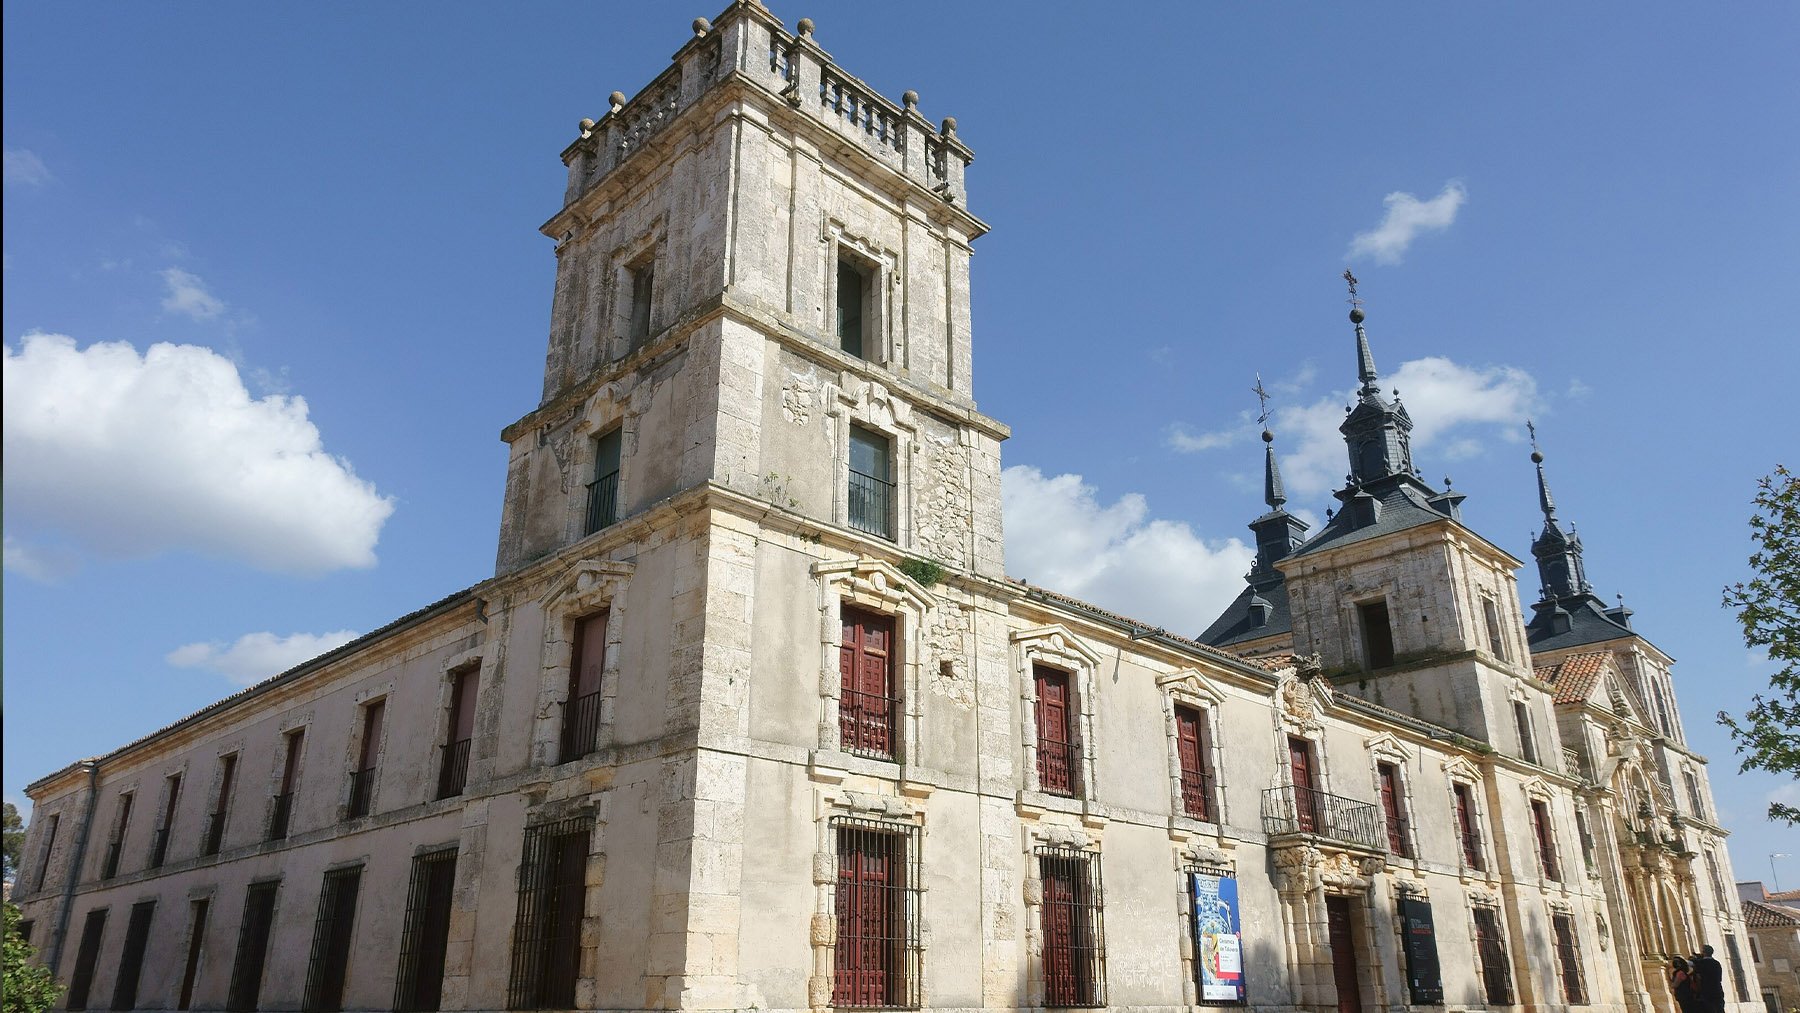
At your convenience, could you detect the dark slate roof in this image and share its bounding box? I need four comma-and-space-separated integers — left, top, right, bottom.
1287, 478, 1452, 559
1525, 594, 1643, 653
1197, 580, 1292, 648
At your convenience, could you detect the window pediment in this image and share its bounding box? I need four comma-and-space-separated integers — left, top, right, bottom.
1364, 731, 1412, 764
1442, 755, 1481, 784
542, 559, 635, 613
813, 557, 935, 614
1156, 667, 1226, 707
1011, 624, 1102, 671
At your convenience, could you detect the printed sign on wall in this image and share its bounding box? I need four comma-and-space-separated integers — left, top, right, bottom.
1191, 871, 1246, 1003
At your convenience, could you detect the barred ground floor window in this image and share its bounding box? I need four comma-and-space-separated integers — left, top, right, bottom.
1550, 912, 1588, 1005
227, 881, 280, 1012
832, 817, 923, 1008
508, 815, 592, 1010
1037, 845, 1106, 1008
303, 865, 364, 1012
396, 847, 460, 1012
1471, 906, 1513, 1006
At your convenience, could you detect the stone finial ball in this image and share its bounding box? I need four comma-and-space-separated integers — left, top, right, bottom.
579, 117, 596, 133
610, 91, 628, 109
941, 116, 957, 135
1531, 451, 1545, 464
1349, 306, 1365, 324
796, 17, 815, 35
902, 90, 919, 109
692, 17, 711, 35
1262, 429, 1275, 444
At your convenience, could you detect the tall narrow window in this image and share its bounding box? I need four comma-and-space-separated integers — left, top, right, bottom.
1174, 705, 1214, 821
111, 900, 156, 1011
33, 813, 59, 891
584, 428, 622, 535
1513, 700, 1540, 765
303, 866, 363, 1013
1725, 935, 1749, 1001
1034, 666, 1078, 797
1037, 846, 1106, 1008
151, 773, 182, 869
347, 701, 384, 819
1705, 851, 1731, 911
1481, 596, 1509, 661
205, 754, 237, 856
439, 669, 479, 799
1453, 783, 1484, 871
837, 258, 869, 358
832, 818, 923, 1009
626, 259, 654, 348
1683, 769, 1708, 820
179, 898, 210, 1011
1574, 806, 1597, 873
270, 731, 304, 841
1550, 913, 1587, 1004
560, 613, 607, 763
66, 909, 108, 1011
1378, 762, 1411, 857
839, 605, 898, 760
395, 849, 460, 1012
1471, 907, 1513, 1005
227, 882, 279, 1013
847, 427, 893, 539
1358, 600, 1395, 669
1288, 736, 1319, 833
508, 816, 592, 1010
1531, 800, 1561, 881
101, 792, 133, 880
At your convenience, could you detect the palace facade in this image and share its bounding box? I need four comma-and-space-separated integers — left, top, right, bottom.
15, 5, 1761, 1013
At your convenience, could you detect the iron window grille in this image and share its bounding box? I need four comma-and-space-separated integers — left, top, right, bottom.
840, 605, 899, 761
396, 848, 461, 1012
227, 881, 280, 1012
560, 691, 603, 763
1550, 913, 1587, 1005
347, 768, 376, 820
303, 866, 364, 1013
149, 827, 171, 870
66, 908, 109, 1011
1035, 845, 1106, 1008
1471, 906, 1513, 1006
438, 738, 473, 800
203, 810, 228, 856
100, 838, 123, 881
585, 429, 622, 535
831, 817, 924, 1009
268, 792, 294, 841
560, 613, 607, 764
848, 427, 893, 540
111, 900, 157, 1011
178, 899, 210, 1011
508, 814, 593, 1010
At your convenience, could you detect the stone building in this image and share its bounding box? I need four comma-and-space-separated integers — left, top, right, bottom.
13, 4, 1762, 1013
1737, 883, 1800, 1013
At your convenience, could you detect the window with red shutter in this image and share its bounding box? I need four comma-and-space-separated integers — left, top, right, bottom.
560, 613, 608, 763
1531, 800, 1560, 881
1173, 705, 1212, 821
1034, 666, 1077, 796
1288, 737, 1318, 832
839, 605, 898, 759
1453, 783, 1484, 871
1378, 763, 1410, 857
1037, 845, 1105, 1007
831, 818, 921, 1009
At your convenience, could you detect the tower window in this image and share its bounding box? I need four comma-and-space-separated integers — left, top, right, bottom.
847, 426, 893, 539
1481, 596, 1508, 661
839, 604, 898, 760
837, 257, 870, 358
584, 428, 621, 535
626, 258, 655, 348
561, 612, 608, 763
1358, 600, 1395, 669
1513, 700, 1540, 765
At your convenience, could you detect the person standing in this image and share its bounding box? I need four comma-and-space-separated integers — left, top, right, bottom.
1692, 944, 1726, 1013
1670, 956, 1703, 1013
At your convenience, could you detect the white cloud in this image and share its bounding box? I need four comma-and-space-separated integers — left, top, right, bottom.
168, 629, 361, 686
1167, 423, 1248, 453
3, 332, 395, 574
1271, 355, 1540, 496
1348, 181, 1467, 265
3, 534, 78, 582
160, 267, 226, 320
1001, 466, 1254, 636
3, 148, 52, 187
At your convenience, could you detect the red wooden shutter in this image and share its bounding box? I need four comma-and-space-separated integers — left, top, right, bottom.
1454, 785, 1481, 868
450, 669, 478, 741
1041, 861, 1078, 1005
1175, 705, 1209, 820
834, 832, 895, 1006
839, 606, 897, 758
1035, 667, 1075, 795
570, 613, 607, 699
1378, 764, 1407, 855
1289, 737, 1317, 831
1531, 801, 1559, 879
359, 701, 385, 770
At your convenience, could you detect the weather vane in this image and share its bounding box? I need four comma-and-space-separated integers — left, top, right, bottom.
1343, 268, 1362, 308
1526, 418, 1540, 454
1252, 373, 1274, 429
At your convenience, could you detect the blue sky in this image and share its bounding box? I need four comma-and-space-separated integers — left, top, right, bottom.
5, 3, 1796, 885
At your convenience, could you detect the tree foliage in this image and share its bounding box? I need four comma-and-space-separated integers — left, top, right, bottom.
1719, 465, 1800, 825
4, 901, 62, 1013
2, 803, 23, 882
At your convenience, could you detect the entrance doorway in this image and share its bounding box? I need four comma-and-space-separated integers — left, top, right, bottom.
1326, 896, 1363, 1013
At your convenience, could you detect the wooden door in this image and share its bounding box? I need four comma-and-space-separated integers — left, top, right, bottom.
569, 613, 607, 700
1035, 667, 1075, 795
1378, 764, 1406, 855
839, 607, 896, 757
1040, 859, 1086, 1006
1327, 896, 1363, 1013
835, 834, 894, 1006
1175, 706, 1208, 819
1289, 737, 1318, 831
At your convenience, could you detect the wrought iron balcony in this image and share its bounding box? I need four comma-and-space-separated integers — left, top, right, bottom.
584, 471, 619, 535
1261, 784, 1386, 852
347, 767, 377, 819
201, 810, 227, 856
148, 827, 170, 869
437, 738, 472, 800
847, 468, 893, 539
1180, 769, 1217, 822
559, 690, 603, 763
268, 792, 293, 841
100, 839, 123, 880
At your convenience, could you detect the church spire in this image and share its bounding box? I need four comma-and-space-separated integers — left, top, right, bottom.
1336, 272, 1417, 491
1264, 428, 1287, 509
1348, 270, 1380, 397
1247, 378, 1308, 586
1527, 422, 1591, 602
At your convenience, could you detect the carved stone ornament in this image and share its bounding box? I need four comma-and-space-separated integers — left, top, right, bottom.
781, 372, 818, 425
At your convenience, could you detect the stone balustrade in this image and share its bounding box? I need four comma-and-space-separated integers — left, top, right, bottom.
561, 5, 972, 210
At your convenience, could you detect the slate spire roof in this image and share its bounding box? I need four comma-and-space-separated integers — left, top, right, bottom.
1197, 425, 1307, 648
1522, 432, 1654, 652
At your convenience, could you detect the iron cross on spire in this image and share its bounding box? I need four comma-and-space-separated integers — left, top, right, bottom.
1344, 268, 1362, 308
1252, 373, 1274, 429
1527, 418, 1540, 453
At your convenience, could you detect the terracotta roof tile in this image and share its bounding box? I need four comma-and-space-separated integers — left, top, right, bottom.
1743, 899, 1800, 928
1543, 650, 1612, 705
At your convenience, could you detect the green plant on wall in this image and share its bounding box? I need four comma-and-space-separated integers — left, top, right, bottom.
897, 557, 945, 588
5, 901, 61, 1013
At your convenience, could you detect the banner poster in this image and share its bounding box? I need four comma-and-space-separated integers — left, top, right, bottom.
1190, 872, 1246, 1003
